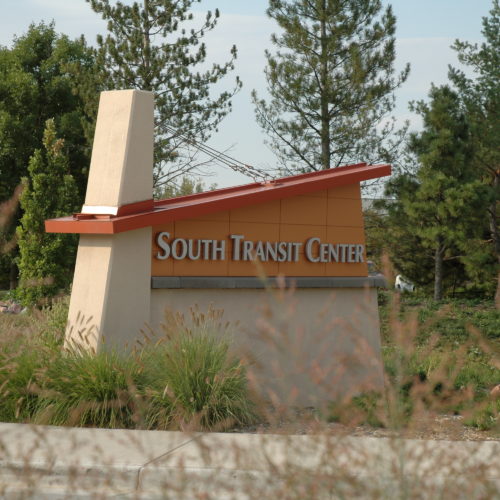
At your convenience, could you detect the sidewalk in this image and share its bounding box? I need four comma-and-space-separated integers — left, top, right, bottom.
0, 422, 499, 499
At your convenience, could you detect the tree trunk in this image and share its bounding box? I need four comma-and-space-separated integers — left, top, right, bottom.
434, 238, 445, 301
320, 0, 330, 170
489, 172, 500, 308
142, 0, 152, 91
9, 262, 17, 290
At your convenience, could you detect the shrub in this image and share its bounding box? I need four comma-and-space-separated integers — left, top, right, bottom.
33, 349, 143, 428
0, 304, 256, 431
465, 400, 500, 431
144, 331, 257, 431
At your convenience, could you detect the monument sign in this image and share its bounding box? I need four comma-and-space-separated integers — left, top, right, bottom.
46, 89, 390, 405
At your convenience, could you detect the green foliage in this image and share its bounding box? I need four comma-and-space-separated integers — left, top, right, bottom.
328, 392, 386, 428
375, 2, 500, 302
87, 0, 241, 186
0, 308, 256, 431
0, 308, 63, 422
0, 22, 98, 288
379, 86, 494, 300
378, 294, 500, 431
16, 120, 79, 305
35, 350, 143, 428
465, 400, 499, 431
395, 297, 500, 345
449, 0, 500, 303
0, 22, 96, 202
144, 331, 256, 430
252, 0, 409, 173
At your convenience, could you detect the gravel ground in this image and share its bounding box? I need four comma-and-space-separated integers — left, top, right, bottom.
233, 413, 499, 441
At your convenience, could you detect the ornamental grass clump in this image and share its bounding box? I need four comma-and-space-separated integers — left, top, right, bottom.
0, 303, 256, 431
0, 300, 67, 423
143, 309, 257, 431
33, 349, 144, 429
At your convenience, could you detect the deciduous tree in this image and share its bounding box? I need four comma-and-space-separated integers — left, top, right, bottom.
0, 23, 97, 287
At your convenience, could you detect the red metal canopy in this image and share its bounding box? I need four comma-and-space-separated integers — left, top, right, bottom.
45, 162, 391, 235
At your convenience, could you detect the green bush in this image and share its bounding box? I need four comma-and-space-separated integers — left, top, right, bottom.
0, 321, 60, 422
465, 400, 499, 431
34, 350, 143, 428
378, 293, 500, 432
0, 306, 256, 431
143, 332, 257, 430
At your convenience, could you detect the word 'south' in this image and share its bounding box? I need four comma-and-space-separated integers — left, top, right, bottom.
155, 233, 365, 264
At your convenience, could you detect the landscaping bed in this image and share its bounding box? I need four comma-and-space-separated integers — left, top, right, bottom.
0, 293, 498, 437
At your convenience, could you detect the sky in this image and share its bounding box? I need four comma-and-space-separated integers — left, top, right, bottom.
0, 0, 494, 188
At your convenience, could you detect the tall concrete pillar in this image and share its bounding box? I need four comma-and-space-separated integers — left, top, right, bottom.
65, 90, 154, 352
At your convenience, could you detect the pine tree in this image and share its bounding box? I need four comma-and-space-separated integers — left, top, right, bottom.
16, 120, 79, 305
252, 0, 409, 174
87, 0, 242, 186
402, 86, 491, 301
449, 0, 500, 306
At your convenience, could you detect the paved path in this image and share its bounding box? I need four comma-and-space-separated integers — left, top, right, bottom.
0, 422, 499, 499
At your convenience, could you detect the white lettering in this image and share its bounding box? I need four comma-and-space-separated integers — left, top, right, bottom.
319, 243, 329, 263
212, 239, 225, 260
200, 240, 211, 260
355, 244, 365, 263
347, 244, 356, 263
277, 242, 288, 262
187, 239, 201, 260
305, 237, 321, 262
154, 233, 363, 265
171, 238, 188, 260
339, 244, 348, 262
230, 234, 244, 260
265, 242, 278, 261
156, 232, 171, 260
255, 241, 266, 261
242, 240, 253, 261
328, 244, 339, 262
291, 242, 302, 262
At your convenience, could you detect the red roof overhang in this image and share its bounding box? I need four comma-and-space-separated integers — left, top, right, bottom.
45, 162, 391, 235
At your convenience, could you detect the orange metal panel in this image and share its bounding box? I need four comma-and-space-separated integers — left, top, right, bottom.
230, 199, 280, 224
328, 183, 361, 200
173, 255, 229, 277
173, 220, 229, 240
327, 198, 364, 227
189, 210, 230, 222
326, 226, 366, 242
279, 224, 327, 243
228, 222, 280, 242
298, 189, 327, 198
152, 253, 174, 276
324, 262, 368, 277
280, 196, 327, 226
